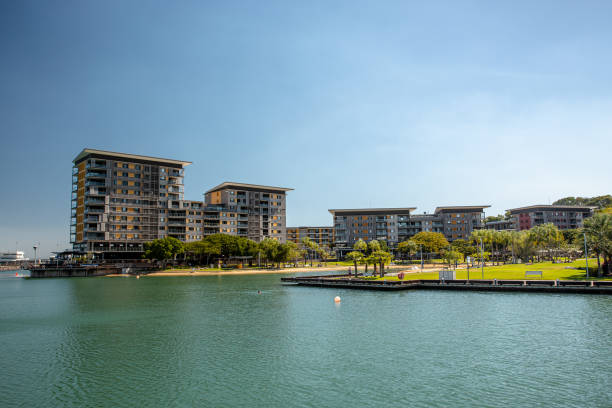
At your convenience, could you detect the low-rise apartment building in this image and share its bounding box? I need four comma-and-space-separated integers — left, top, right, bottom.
484, 219, 515, 231
507, 205, 595, 231
402, 206, 489, 242
329, 208, 416, 257
204, 182, 292, 243
287, 226, 334, 248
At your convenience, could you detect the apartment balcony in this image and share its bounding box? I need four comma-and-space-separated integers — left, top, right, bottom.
86, 172, 107, 179
84, 208, 105, 214
86, 181, 106, 187
86, 162, 107, 170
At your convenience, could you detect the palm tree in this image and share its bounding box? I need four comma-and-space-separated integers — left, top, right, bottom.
583, 214, 612, 277
345, 251, 363, 276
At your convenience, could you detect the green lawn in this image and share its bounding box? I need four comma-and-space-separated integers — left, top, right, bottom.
372, 259, 611, 281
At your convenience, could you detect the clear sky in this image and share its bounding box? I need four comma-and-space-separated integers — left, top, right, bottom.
1, 1, 611, 257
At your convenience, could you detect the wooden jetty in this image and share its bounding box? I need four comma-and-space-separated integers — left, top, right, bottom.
281, 276, 612, 295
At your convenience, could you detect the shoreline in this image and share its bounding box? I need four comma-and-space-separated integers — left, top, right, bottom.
112, 264, 442, 277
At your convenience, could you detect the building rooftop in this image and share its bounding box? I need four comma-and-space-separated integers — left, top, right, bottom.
205, 182, 293, 194
508, 205, 598, 214
73, 148, 192, 167
287, 226, 334, 229
434, 205, 491, 214
485, 219, 513, 225
329, 208, 416, 215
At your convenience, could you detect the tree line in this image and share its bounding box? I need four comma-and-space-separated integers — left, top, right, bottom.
143, 234, 340, 269
395, 213, 612, 276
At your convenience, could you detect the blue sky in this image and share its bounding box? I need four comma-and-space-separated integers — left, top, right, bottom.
1, 1, 611, 257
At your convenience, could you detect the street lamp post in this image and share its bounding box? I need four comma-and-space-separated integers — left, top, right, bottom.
420, 244, 423, 272
33, 244, 38, 266
583, 232, 589, 279
480, 237, 484, 280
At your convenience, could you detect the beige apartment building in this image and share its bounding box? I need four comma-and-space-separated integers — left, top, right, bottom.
203, 182, 292, 243
71, 149, 291, 259
71, 149, 192, 258
287, 226, 334, 248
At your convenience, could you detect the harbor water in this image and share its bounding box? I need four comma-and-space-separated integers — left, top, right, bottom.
1, 270, 611, 407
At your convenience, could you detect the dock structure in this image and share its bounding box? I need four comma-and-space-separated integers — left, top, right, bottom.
27, 264, 158, 278
281, 276, 612, 295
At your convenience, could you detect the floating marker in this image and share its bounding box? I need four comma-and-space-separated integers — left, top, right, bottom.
334, 296, 341, 303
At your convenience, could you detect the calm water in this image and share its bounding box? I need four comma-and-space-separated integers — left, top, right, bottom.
1, 270, 611, 408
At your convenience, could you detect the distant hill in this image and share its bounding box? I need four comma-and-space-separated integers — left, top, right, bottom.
553, 195, 612, 209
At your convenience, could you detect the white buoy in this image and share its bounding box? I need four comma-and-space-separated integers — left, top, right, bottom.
334, 296, 341, 303
136, 275, 140, 279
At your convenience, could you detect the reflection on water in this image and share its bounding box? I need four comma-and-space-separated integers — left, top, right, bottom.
0, 273, 611, 407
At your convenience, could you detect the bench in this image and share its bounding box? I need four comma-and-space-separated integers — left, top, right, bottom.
525, 271, 543, 279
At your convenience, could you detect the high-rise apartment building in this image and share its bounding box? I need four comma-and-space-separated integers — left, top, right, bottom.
507, 205, 595, 231
72, 151, 292, 257
287, 226, 334, 248
71, 149, 192, 257
204, 182, 292, 243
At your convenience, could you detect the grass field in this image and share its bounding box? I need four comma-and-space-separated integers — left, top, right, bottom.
375, 259, 611, 281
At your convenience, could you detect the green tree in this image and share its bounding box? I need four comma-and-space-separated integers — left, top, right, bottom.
345, 251, 364, 276
450, 239, 475, 262
397, 240, 419, 260
583, 214, 612, 276
259, 238, 280, 268
410, 231, 450, 255
370, 250, 393, 277
143, 237, 185, 265
528, 223, 564, 262
441, 249, 462, 267
367, 240, 381, 254
301, 237, 320, 266
353, 238, 367, 252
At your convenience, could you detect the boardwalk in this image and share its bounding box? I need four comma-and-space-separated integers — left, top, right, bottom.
281, 276, 612, 295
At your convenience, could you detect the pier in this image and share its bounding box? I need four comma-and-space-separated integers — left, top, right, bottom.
27, 263, 158, 278
281, 275, 612, 294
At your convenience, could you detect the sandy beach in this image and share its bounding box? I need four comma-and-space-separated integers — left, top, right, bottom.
109, 264, 445, 277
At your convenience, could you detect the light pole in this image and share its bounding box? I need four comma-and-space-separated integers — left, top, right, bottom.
583, 232, 589, 279
420, 244, 423, 272
33, 244, 39, 266
480, 237, 484, 280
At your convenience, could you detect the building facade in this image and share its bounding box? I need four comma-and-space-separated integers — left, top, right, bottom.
71, 149, 192, 257
71, 150, 292, 258
507, 205, 595, 231
484, 219, 515, 231
329, 208, 416, 256
287, 226, 334, 248
204, 182, 292, 243
432, 206, 490, 241
397, 206, 489, 242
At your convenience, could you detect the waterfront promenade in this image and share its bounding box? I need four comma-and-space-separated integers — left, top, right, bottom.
281, 275, 612, 294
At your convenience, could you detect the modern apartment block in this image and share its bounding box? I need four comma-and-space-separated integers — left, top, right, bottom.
72, 149, 292, 259
394, 206, 490, 242
484, 219, 516, 231
330, 208, 416, 256
287, 226, 334, 248
71, 149, 192, 257
204, 182, 292, 243
507, 205, 595, 231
